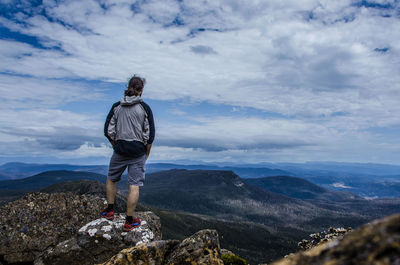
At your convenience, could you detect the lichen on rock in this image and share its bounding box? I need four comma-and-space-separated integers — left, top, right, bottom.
40, 212, 161, 265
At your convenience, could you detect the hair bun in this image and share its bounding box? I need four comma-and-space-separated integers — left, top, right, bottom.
125, 75, 146, 96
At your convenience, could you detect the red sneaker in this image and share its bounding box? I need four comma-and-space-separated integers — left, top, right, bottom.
101, 209, 114, 220
123, 218, 141, 231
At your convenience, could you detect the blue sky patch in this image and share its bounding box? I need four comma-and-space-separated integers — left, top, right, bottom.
374, 47, 390, 53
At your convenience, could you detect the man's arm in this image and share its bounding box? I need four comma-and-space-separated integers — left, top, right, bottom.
140, 102, 155, 159
104, 102, 120, 144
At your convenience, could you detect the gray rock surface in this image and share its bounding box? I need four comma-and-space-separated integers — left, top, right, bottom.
39, 212, 161, 265
165, 229, 223, 265
0, 192, 104, 264
0, 192, 161, 265
103, 240, 180, 265
103, 229, 224, 265
297, 226, 353, 251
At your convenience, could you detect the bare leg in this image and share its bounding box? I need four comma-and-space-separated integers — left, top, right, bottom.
126, 185, 139, 217
106, 178, 117, 204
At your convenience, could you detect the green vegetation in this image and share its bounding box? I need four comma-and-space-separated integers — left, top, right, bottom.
222, 253, 247, 265
145, 206, 305, 265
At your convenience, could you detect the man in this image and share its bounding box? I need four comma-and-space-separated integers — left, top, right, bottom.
102, 75, 155, 231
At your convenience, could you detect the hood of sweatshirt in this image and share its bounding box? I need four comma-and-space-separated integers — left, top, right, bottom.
120, 96, 143, 106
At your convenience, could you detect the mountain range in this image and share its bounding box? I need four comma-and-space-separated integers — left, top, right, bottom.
132, 170, 400, 229
0, 170, 106, 204
1, 161, 399, 198
1, 168, 399, 226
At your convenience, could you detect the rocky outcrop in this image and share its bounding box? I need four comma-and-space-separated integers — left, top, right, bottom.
0, 192, 161, 265
38, 213, 161, 265
0, 192, 104, 264
297, 226, 352, 251
271, 214, 400, 265
103, 240, 180, 265
165, 229, 223, 265
103, 229, 224, 265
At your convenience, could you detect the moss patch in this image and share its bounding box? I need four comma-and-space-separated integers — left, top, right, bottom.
222, 253, 247, 265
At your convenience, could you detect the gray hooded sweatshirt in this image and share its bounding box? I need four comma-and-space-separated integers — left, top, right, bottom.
104, 96, 155, 158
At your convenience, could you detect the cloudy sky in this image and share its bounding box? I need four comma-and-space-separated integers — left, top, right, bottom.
0, 0, 399, 165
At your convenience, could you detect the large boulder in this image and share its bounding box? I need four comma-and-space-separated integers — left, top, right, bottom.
165, 229, 223, 265
271, 214, 400, 265
103, 240, 180, 265
103, 229, 224, 265
297, 227, 352, 251
38, 212, 161, 265
0, 192, 104, 263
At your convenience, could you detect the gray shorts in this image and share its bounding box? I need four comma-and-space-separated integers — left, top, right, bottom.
107, 152, 146, 186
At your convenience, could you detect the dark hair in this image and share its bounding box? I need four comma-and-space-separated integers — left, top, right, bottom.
125, 75, 146, 97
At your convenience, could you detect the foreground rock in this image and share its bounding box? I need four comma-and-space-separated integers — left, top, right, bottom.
0, 192, 161, 265
39, 213, 161, 265
297, 226, 352, 251
103, 229, 224, 265
0, 192, 104, 263
271, 214, 400, 265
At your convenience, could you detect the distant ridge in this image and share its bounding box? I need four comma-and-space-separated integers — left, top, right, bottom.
244, 175, 358, 201
0, 162, 108, 179
146, 163, 292, 178
0, 170, 106, 190
0, 162, 293, 180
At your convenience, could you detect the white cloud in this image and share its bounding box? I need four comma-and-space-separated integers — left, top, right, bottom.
1, 0, 396, 121
332, 182, 352, 188
139, 0, 181, 24
0, 108, 104, 154
0, 74, 104, 108
0, 0, 400, 163
151, 114, 400, 163
58, 142, 113, 158
156, 116, 328, 151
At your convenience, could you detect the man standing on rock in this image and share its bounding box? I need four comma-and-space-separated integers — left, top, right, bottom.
102, 75, 155, 231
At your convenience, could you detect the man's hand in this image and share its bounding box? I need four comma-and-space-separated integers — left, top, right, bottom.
145, 144, 152, 160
